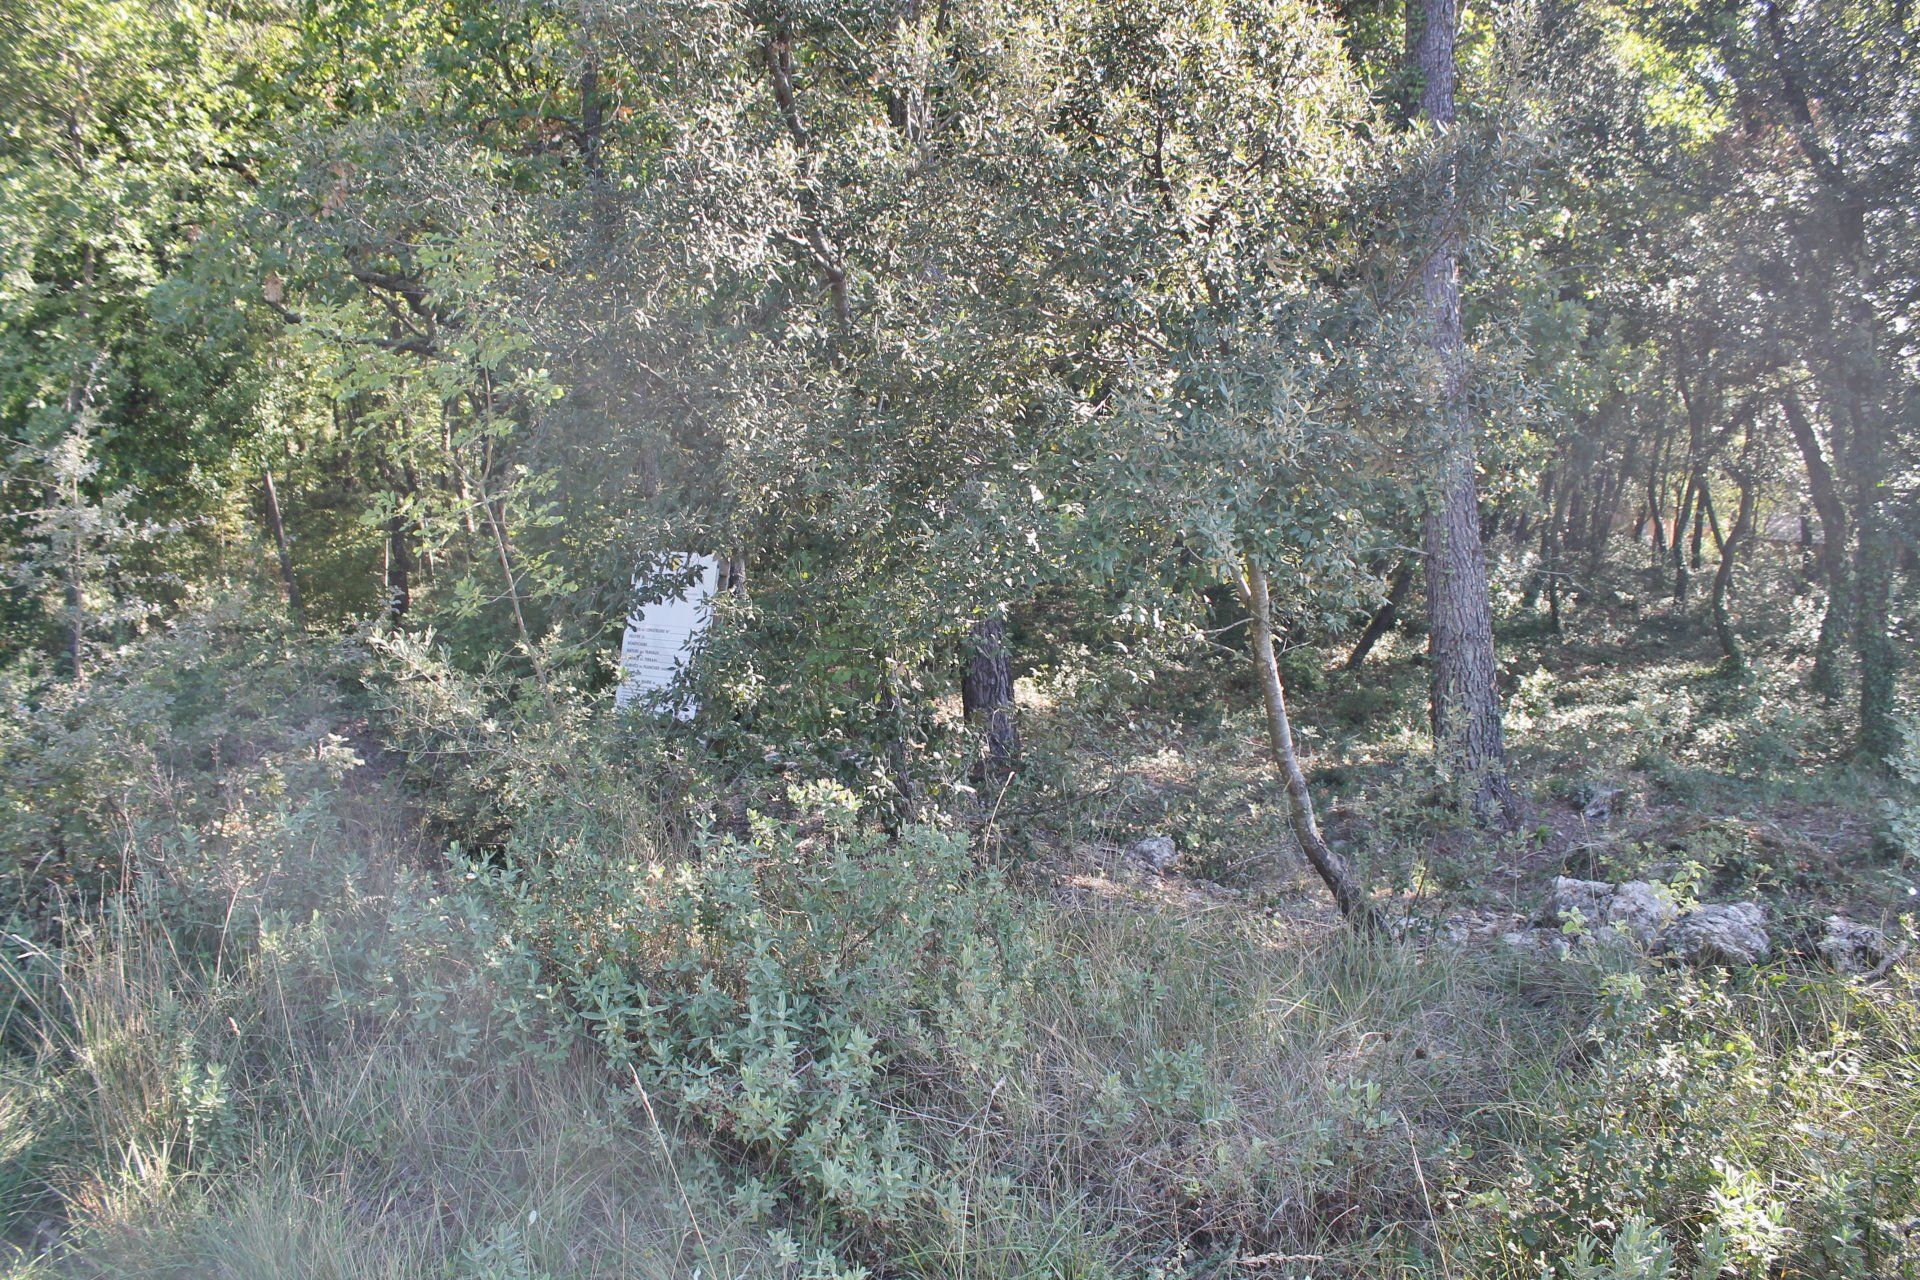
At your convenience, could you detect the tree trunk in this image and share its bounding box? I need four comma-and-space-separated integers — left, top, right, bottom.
579, 51, 605, 184
1699, 486, 1725, 556
1533, 467, 1573, 630
1712, 447, 1758, 669
1689, 480, 1708, 569
262, 467, 304, 627
1645, 426, 1671, 561
1671, 473, 1699, 602
1345, 558, 1414, 671
1546, 498, 1563, 635
1781, 392, 1849, 700
961, 614, 1020, 786
1585, 454, 1627, 580
1241, 559, 1376, 929
384, 509, 412, 620
1412, 0, 1519, 830
1852, 464, 1898, 764
1760, 17, 1900, 763
62, 483, 84, 684
879, 675, 923, 822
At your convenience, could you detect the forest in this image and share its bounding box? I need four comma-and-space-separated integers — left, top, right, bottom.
0, 0, 1916, 1273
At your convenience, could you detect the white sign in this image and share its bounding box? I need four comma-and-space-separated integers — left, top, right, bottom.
615, 553, 720, 717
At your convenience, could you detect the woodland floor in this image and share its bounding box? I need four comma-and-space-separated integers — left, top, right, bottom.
2, 580, 1914, 1279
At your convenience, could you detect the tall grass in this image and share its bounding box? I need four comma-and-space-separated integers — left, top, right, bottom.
0, 607, 771, 1279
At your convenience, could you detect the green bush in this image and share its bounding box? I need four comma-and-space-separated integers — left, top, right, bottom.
1460, 965, 1920, 1279
0, 593, 358, 914
478, 779, 1043, 1252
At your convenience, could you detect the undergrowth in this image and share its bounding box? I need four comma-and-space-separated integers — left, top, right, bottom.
1, 598, 1916, 1279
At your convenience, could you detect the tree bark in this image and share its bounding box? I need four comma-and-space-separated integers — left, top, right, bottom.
1645, 422, 1672, 562
1412, 0, 1519, 830
579, 50, 605, 185
1851, 436, 1898, 764
1586, 451, 1629, 580
1345, 558, 1414, 671
1241, 560, 1376, 929
1671, 472, 1699, 601
262, 467, 304, 627
384, 509, 412, 619
765, 33, 851, 326
1761, 5, 1899, 764
1711, 438, 1758, 669
1780, 392, 1849, 700
1689, 482, 1708, 568
961, 614, 1020, 786
374, 454, 414, 622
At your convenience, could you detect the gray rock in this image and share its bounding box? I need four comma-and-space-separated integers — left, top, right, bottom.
1817, 916, 1895, 975
1502, 928, 1572, 960
1535, 876, 1678, 947
1126, 835, 1178, 875
1573, 784, 1624, 825
1516, 878, 1772, 968
1655, 902, 1770, 966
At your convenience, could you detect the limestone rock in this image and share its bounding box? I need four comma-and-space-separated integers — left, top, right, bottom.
1126, 835, 1178, 875
1502, 928, 1572, 959
1572, 784, 1624, 825
1535, 876, 1678, 947
1817, 916, 1895, 975
1655, 902, 1770, 966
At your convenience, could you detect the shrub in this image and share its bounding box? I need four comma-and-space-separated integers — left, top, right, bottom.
0, 603, 783, 1278
476, 779, 1045, 1255
1459, 964, 1920, 1279
0, 592, 359, 914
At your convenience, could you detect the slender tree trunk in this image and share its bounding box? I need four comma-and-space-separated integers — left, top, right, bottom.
1412, 0, 1518, 829
1530, 468, 1572, 629
1820, 316, 1897, 763
1546, 503, 1564, 635
765, 33, 850, 325
961, 614, 1020, 786
377, 455, 415, 622
1699, 487, 1725, 556
579, 50, 604, 185
1241, 559, 1375, 929
1346, 558, 1414, 671
262, 467, 304, 627
384, 510, 412, 619
1781, 392, 1850, 700
1761, 14, 1900, 761
1852, 448, 1898, 763
1671, 473, 1699, 602
61, 469, 85, 685
1645, 427, 1671, 562
1586, 456, 1627, 579
1712, 453, 1757, 669
1689, 481, 1708, 569
879, 675, 922, 822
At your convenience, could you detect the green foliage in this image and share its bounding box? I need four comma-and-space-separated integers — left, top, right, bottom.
1462, 966, 1920, 1279
480, 780, 1042, 1245
0, 0, 1915, 1271
0, 604, 784, 1277
0, 592, 354, 910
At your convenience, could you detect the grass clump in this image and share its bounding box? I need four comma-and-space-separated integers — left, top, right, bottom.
0, 606, 776, 1279
482, 778, 1048, 1268
1461, 963, 1920, 1279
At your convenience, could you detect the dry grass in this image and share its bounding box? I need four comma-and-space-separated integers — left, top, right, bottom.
959, 902, 1571, 1274
0, 784, 777, 1280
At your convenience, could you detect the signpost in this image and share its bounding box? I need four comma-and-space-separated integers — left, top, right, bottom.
615, 553, 720, 717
